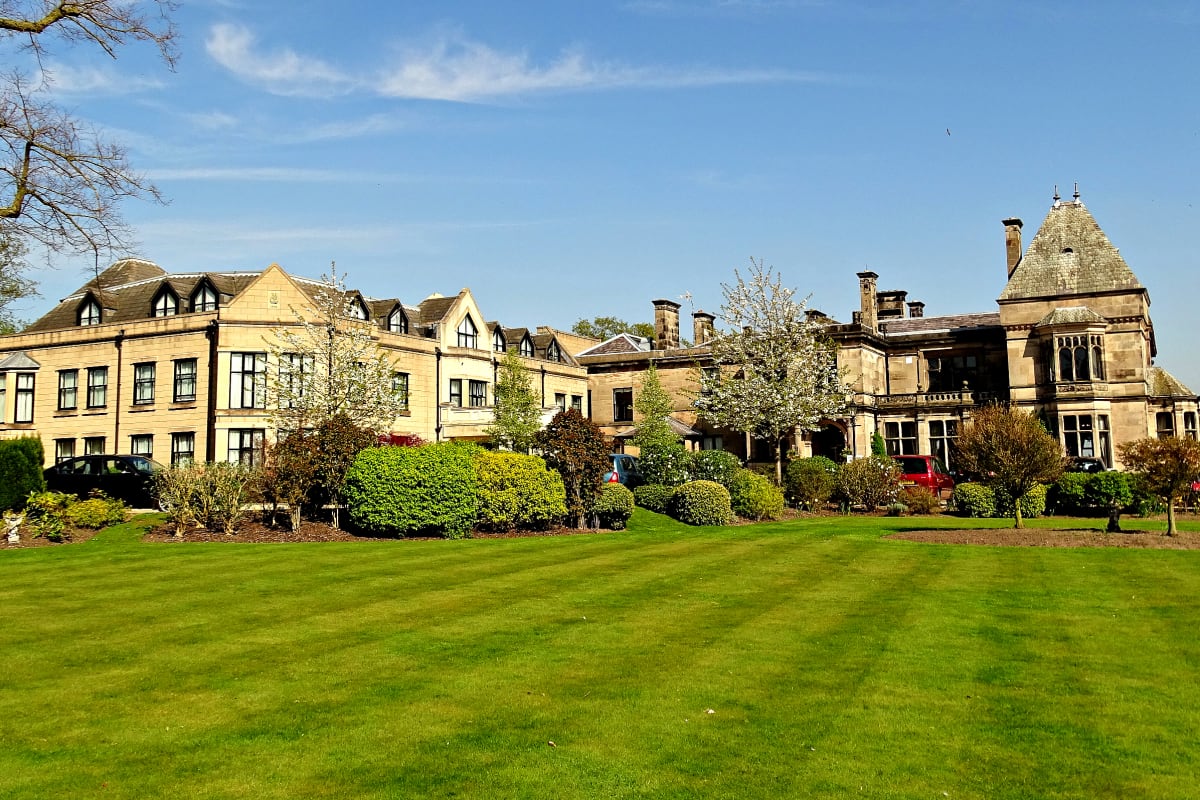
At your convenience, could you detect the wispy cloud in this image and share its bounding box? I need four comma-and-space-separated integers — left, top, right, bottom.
207, 24, 826, 102
35, 63, 165, 95
205, 23, 356, 97
625, 0, 826, 16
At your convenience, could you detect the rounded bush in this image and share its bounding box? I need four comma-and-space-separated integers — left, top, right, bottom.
474, 451, 566, 531
670, 480, 734, 526
638, 443, 692, 487
633, 483, 674, 513
345, 443, 478, 538
593, 483, 634, 530
952, 482, 996, 518
898, 486, 941, 515
994, 483, 1048, 519
63, 495, 129, 529
0, 437, 45, 511
690, 450, 741, 487
835, 455, 900, 510
729, 468, 784, 521
785, 456, 839, 510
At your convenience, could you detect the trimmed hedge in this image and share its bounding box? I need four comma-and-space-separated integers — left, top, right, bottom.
690, 450, 741, 488
593, 483, 634, 530
785, 456, 839, 510
670, 480, 734, 526
474, 451, 566, 531
633, 483, 674, 513
729, 468, 784, 521
638, 443, 693, 487
994, 484, 1048, 519
345, 443, 478, 538
0, 436, 45, 511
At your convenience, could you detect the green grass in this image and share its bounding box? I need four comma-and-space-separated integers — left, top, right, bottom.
2, 511, 1199, 799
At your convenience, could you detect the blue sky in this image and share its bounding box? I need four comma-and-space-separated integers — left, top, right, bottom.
14, 0, 1200, 390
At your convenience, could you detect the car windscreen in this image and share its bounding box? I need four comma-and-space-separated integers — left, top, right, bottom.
893, 457, 926, 475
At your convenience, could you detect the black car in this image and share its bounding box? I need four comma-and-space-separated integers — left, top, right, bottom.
1065, 457, 1108, 474
44, 454, 164, 508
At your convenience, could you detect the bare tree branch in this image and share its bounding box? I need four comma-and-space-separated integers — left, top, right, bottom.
0, 1, 177, 66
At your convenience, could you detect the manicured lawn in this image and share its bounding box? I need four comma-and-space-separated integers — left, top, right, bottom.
2, 511, 1199, 799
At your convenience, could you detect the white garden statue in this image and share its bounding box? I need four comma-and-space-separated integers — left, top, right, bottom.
4, 510, 24, 543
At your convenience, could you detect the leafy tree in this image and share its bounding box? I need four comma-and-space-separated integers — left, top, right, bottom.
259, 432, 322, 532
485, 348, 543, 453
572, 316, 655, 341
631, 361, 676, 450
268, 267, 407, 436
0, 1, 175, 255
536, 409, 611, 528
955, 405, 1065, 529
835, 455, 900, 511
313, 414, 377, 530
696, 258, 849, 484
870, 431, 887, 457
1118, 436, 1200, 536
0, 231, 33, 333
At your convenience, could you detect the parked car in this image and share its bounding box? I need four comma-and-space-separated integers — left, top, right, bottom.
43, 454, 164, 508
603, 454, 642, 488
1065, 457, 1108, 474
891, 454, 955, 499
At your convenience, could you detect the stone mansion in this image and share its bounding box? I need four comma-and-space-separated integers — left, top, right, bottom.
0, 192, 1195, 471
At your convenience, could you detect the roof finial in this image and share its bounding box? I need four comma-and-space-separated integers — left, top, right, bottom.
1073, 182, 1080, 201
1053, 184, 1060, 202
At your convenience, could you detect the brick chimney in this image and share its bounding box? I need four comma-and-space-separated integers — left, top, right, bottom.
653, 299, 681, 349
857, 271, 878, 332
1003, 217, 1024, 278
692, 310, 715, 346
907, 301, 925, 318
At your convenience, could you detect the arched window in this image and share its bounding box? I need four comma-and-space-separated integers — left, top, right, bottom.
457, 316, 478, 348
1073, 346, 1090, 382
388, 307, 408, 334
546, 340, 562, 362
79, 299, 101, 326
1056, 334, 1103, 383
191, 284, 218, 312
1091, 345, 1105, 380
1059, 345, 1074, 382
493, 328, 505, 352
152, 289, 178, 317
519, 336, 534, 358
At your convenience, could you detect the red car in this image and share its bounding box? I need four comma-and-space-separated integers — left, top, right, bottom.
891, 455, 955, 499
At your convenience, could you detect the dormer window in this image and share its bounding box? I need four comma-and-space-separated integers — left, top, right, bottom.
493, 328, 505, 353
347, 297, 368, 320
457, 316, 478, 348
546, 340, 562, 363
191, 284, 218, 312
387, 307, 408, 334
519, 337, 534, 358
152, 289, 178, 317
79, 299, 101, 326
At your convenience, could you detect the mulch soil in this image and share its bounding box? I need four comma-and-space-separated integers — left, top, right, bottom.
139, 519, 616, 543
888, 525, 1200, 549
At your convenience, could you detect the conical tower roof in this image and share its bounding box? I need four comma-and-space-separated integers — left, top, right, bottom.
999, 195, 1144, 301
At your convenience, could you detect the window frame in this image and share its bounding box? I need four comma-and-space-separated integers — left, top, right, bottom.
14, 373, 34, 423
87, 367, 108, 408
519, 337, 534, 358
468, 380, 487, 408
84, 436, 106, 455
133, 362, 155, 405
78, 298, 101, 326
170, 432, 196, 465
152, 289, 178, 317
191, 283, 218, 312
228, 428, 264, 466
456, 317, 478, 349
884, 420, 918, 455
58, 369, 78, 410
448, 378, 463, 407
493, 328, 506, 353
613, 387, 634, 423
388, 307, 409, 334
54, 438, 75, 464
173, 358, 197, 403
230, 352, 268, 410
392, 372, 410, 411
130, 434, 154, 458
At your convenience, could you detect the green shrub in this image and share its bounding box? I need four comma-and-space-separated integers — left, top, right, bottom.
345, 443, 479, 538
154, 462, 204, 538
953, 482, 996, 518
474, 451, 567, 531
593, 483, 634, 530
886, 502, 908, 517
0, 437, 45, 510
1049, 472, 1091, 515
670, 480, 734, 526
1086, 471, 1135, 532
24, 490, 74, 542
633, 483, 674, 513
536, 410, 612, 529
729, 469, 784, 521
63, 494, 129, 529
785, 456, 839, 510
994, 483, 1048, 519
690, 450, 741, 487
899, 486, 941, 515
193, 461, 258, 536
835, 455, 900, 510
1127, 474, 1165, 517
638, 443, 692, 487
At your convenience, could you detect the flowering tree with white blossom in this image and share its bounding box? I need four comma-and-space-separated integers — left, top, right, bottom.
696, 258, 849, 483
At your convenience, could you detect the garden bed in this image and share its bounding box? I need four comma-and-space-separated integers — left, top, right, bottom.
888, 526, 1200, 549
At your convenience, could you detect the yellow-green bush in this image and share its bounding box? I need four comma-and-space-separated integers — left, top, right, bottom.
729, 469, 784, 521
345, 443, 478, 538
474, 451, 566, 531
633, 483, 674, 513
593, 483, 634, 530
670, 480, 734, 526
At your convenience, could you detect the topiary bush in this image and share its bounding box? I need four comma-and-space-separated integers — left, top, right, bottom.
474, 451, 567, 531
729, 468, 784, 521
835, 455, 900, 511
345, 443, 479, 538
785, 456, 839, 510
669, 480, 734, 526
994, 483, 1047, 519
690, 450, 741, 488
898, 486, 941, 515
633, 483, 674, 513
637, 443, 693, 487
0, 437, 45, 511
593, 483, 634, 530
952, 482, 996, 518
63, 493, 129, 529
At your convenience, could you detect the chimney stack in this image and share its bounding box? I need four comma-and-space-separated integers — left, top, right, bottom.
907, 301, 925, 318
692, 310, 715, 346
1003, 217, 1024, 278
857, 271, 878, 332
653, 299, 681, 349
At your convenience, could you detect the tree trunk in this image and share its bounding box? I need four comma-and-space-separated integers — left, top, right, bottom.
1106, 506, 1122, 533
1167, 497, 1177, 536
1013, 497, 1024, 529
773, 440, 783, 485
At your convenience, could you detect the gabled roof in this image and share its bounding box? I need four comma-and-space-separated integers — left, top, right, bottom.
0, 351, 40, 370
417, 294, 459, 326
999, 198, 1144, 301
576, 333, 654, 357
1034, 307, 1107, 328
532, 332, 577, 366
879, 312, 1002, 335
1146, 366, 1195, 398
613, 416, 702, 440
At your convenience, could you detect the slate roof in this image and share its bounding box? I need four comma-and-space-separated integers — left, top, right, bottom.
613, 415, 702, 440
417, 295, 459, 326
576, 333, 654, 357
999, 199, 1144, 301
0, 351, 40, 370
1034, 307, 1107, 328
1146, 367, 1195, 398
879, 312, 1002, 335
